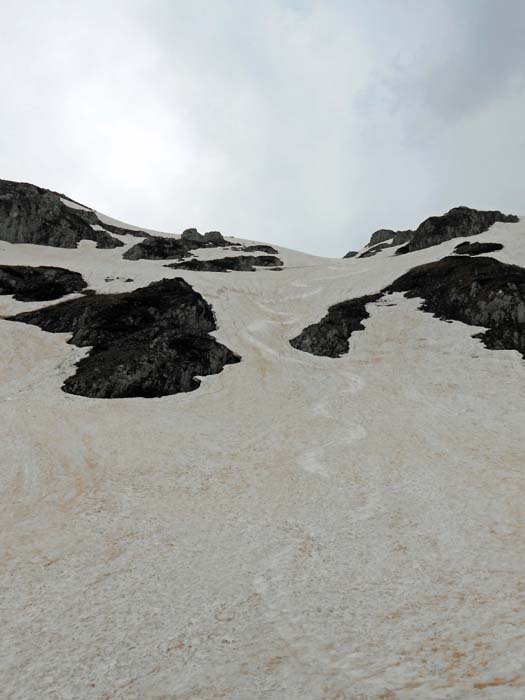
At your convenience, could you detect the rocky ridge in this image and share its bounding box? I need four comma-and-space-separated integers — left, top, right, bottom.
347, 206, 518, 259
0, 179, 125, 248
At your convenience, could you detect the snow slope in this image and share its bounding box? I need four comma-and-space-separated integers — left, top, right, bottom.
1, 205, 525, 699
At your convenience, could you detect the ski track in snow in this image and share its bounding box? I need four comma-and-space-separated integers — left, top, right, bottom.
1, 220, 525, 699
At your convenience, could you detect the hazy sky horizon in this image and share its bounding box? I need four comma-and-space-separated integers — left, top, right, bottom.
1, 0, 524, 256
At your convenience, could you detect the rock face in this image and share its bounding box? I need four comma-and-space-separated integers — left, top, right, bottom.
290, 293, 381, 357
167, 255, 283, 273
0, 265, 87, 301
454, 241, 504, 256
123, 230, 233, 261
385, 255, 525, 358
355, 208, 518, 259
8, 277, 241, 398
123, 236, 194, 261
180, 228, 228, 246
350, 229, 412, 258
343, 250, 358, 259
396, 206, 518, 255
367, 228, 413, 248
0, 180, 124, 248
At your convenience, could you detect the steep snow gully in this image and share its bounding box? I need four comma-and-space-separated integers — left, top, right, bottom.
1, 180, 525, 700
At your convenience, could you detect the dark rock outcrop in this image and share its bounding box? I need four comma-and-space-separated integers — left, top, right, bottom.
181, 228, 227, 246
385, 255, 525, 357
396, 207, 518, 256
166, 255, 283, 273
454, 241, 503, 256
123, 229, 233, 261
367, 228, 413, 249
0, 180, 124, 249
343, 251, 358, 259
8, 278, 240, 398
290, 293, 381, 357
357, 208, 517, 259
0, 265, 87, 302
352, 229, 413, 257
291, 253, 525, 360
242, 244, 279, 254
123, 236, 193, 261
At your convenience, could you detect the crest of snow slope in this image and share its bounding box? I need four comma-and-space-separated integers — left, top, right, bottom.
1, 211, 525, 699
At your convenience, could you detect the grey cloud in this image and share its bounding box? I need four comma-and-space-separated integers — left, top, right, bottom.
0, 0, 524, 256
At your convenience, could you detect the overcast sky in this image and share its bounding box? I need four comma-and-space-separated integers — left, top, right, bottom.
1, 0, 524, 256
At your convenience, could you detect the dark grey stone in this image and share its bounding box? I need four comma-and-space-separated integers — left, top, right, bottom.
124, 229, 233, 261
453, 241, 504, 256
290, 293, 381, 357
396, 207, 518, 256
166, 255, 283, 273
242, 244, 279, 254
8, 277, 241, 398
385, 255, 525, 357
0, 265, 87, 301
367, 228, 413, 248
0, 179, 124, 249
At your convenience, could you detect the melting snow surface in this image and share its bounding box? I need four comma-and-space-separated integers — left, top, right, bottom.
1, 218, 525, 699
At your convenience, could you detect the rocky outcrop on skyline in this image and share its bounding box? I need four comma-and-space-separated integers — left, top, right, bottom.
352, 206, 518, 259
0, 179, 124, 248
396, 206, 518, 255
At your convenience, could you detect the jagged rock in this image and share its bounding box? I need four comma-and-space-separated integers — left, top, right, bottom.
367, 228, 413, 248
385, 255, 525, 357
0, 265, 87, 301
203, 231, 227, 245
180, 228, 227, 246
343, 251, 358, 259
124, 230, 233, 261
396, 207, 518, 255
454, 241, 503, 256
0, 179, 124, 249
123, 236, 193, 261
180, 228, 204, 243
166, 255, 283, 273
351, 229, 413, 257
290, 293, 381, 357
242, 244, 279, 254
8, 277, 241, 398
359, 208, 518, 258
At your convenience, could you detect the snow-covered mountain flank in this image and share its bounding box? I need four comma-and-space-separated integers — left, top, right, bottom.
1, 179, 525, 699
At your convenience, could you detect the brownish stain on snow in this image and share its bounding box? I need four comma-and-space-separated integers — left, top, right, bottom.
474, 675, 522, 689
